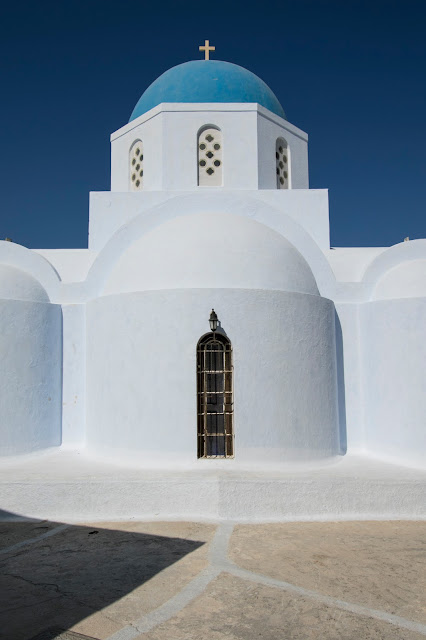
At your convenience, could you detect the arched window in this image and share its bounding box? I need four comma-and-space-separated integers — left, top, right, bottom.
130, 140, 143, 191
198, 127, 223, 186
276, 138, 289, 189
197, 332, 233, 458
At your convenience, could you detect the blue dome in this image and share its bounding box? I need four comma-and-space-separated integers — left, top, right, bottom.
129, 60, 286, 122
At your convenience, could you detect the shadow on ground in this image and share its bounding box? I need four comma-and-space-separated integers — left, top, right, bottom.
0, 509, 205, 640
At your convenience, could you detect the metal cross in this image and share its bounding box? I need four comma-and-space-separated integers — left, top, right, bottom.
199, 39, 215, 60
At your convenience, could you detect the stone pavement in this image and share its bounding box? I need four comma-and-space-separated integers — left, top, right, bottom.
0, 519, 425, 640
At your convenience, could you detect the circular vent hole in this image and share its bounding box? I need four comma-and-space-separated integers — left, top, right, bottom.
280, 177, 284, 185
199, 143, 206, 150
199, 160, 206, 167
214, 143, 221, 150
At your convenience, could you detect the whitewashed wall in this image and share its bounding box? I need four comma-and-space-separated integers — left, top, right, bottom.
0, 299, 62, 455
84, 206, 340, 467
86, 288, 339, 466
373, 259, 426, 299
361, 298, 426, 467
61, 304, 86, 445
110, 104, 308, 192
257, 111, 309, 189
88, 189, 330, 254
101, 213, 319, 296
334, 303, 363, 452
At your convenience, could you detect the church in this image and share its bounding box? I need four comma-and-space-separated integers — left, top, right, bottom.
0, 43, 425, 521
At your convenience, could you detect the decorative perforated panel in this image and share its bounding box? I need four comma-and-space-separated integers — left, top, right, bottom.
130, 141, 143, 191
276, 139, 289, 189
198, 128, 223, 186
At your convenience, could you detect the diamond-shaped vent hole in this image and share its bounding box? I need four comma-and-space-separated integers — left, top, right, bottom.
130, 141, 143, 191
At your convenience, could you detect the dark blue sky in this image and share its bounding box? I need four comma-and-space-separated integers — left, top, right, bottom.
1, 0, 425, 248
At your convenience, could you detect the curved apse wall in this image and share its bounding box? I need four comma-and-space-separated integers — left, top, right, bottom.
86, 288, 340, 467
0, 266, 62, 456
361, 264, 426, 467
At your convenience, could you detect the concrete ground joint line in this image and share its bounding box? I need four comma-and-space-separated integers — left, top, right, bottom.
226, 565, 426, 636
105, 524, 234, 640
0, 523, 70, 556
208, 520, 235, 566
106, 567, 221, 640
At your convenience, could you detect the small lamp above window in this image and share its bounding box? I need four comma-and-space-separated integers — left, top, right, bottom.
209, 309, 218, 333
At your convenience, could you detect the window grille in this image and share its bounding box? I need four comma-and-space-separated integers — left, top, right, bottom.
198, 127, 223, 186
276, 138, 289, 189
130, 140, 143, 191
197, 333, 233, 458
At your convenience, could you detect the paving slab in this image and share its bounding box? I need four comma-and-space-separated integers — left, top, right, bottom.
70, 522, 215, 639
229, 521, 426, 624
0, 520, 425, 640
0, 521, 214, 640
0, 519, 63, 550
136, 572, 426, 640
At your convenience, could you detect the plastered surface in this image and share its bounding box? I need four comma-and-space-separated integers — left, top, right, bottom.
0, 87, 424, 521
